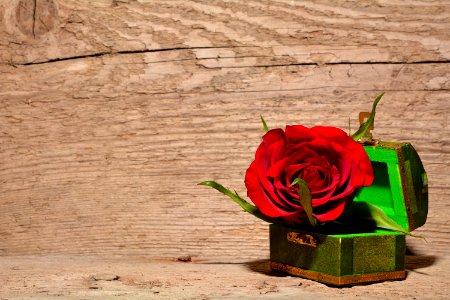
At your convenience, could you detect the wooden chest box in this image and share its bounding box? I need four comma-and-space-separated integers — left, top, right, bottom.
269, 142, 428, 286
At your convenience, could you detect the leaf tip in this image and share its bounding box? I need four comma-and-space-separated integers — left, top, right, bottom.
374, 92, 385, 104
290, 178, 307, 187
260, 115, 269, 133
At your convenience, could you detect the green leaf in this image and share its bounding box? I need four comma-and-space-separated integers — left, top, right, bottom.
198, 181, 287, 224
338, 201, 422, 237
351, 93, 384, 142
260, 115, 269, 133
291, 178, 318, 227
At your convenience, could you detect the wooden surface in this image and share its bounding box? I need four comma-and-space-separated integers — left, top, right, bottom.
1, 255, 449, 299
0, 1, 449, 295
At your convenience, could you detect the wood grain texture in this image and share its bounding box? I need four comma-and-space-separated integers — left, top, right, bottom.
0, 0, 449, 263
1, 0, 449, 65
0, 255, 449, 299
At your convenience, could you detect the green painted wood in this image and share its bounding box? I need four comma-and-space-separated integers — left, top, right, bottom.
269, 224, 405, 277
401, 143, 428, 230
355, 142, 428, 231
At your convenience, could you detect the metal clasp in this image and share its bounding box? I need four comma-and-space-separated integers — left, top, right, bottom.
287, 232, 317, 247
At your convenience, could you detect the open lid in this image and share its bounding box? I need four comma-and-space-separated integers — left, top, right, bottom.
354, 142, 428, 232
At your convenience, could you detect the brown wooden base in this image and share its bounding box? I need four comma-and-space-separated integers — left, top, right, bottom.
269, 261, 406, 286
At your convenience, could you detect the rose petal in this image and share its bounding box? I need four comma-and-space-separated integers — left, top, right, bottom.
262, 128, 285, 146
266, 138, 286, 165
300, 167, 324, 190
313, 196, 348, 222
254, 142, 297, 211
311, 167, 340, 206
285, 125, 315, 144
273, 178, 304, 210
266, 157, 288, 178
245, 161, 294, 217
311, 126, 348, 143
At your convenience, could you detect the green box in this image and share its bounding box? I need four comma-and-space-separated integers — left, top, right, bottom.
269, 142, 428, 286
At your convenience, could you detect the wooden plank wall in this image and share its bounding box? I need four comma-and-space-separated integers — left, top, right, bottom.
0, 0, 449, 260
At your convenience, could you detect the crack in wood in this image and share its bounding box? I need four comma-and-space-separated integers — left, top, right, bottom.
13, 46, 450, 68
197, 60, 450, 69
15, 46, 249, 66
32, 0, 37, 38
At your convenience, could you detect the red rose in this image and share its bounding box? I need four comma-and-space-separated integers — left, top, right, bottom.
245, 125, 374, 224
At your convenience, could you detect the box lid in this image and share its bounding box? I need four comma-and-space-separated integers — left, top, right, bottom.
354, 142, 428, 232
